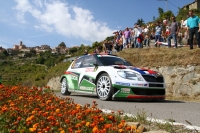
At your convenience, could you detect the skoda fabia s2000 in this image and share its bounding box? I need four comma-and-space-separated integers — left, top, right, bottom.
60, 54, 166, 101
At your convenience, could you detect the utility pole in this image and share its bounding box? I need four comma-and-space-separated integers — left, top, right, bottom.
158, 0, 168, 11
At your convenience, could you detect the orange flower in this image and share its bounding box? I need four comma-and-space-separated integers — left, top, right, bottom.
55, 109, 60, 113
17, 117, 21, 121
33, 123, 39, 128
29, 128, 36, 132
92, 126, 98, 133
85, 122, 90, 127
118, 123, 123, 129
60, 130, 65, 133
99, 117, 104, 122
118, 129, 124, 133
75, 130, 81, 133
126, 126, 131, 131
81, 120, 86, 125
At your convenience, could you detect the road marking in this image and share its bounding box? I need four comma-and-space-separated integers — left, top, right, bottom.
101, 109, 200, 131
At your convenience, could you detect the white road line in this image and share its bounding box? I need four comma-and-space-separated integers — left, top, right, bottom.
101, 109, 200, 131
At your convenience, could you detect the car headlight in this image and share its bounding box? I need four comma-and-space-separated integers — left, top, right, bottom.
117, 71, 144, 81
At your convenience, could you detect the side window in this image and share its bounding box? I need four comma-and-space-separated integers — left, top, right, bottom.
82, 55, 97, 68
71, 58, 83, 69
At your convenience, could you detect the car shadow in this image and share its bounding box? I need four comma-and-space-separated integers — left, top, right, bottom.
69, 94, 185, 103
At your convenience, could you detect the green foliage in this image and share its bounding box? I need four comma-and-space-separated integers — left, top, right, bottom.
36, 57, 45, 64
105, 36, 114, 42
158, 7, 164, 16
69, 47, 78, 54
137, 18, 145, 26
58, 42, 66, 48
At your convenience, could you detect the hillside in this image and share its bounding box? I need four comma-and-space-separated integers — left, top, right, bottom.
117, 47, 200, 68
1, 47, 200, 87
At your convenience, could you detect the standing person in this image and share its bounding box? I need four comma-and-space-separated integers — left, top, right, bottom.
187, 10, 200, 49
167, 16, 180, 48
124, 27, 131, 48
155, 21, 163, 47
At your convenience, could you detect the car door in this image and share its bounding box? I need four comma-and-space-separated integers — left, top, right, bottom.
78, 55, 97, 92
68, 57, 85, 90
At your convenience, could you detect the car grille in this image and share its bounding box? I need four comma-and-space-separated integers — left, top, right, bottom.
149, 84, 164, 88
142, 75, 164, 83
131, 88, 165, 95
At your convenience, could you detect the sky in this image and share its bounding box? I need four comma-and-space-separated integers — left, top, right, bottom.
0, 0, 194, 49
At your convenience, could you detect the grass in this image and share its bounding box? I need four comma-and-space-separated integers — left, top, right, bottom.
117, 47, 200, 68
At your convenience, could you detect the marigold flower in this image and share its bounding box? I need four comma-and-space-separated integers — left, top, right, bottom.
33, 123, 39, 128
17, 117, 21, 121
76, 130, 82, 133
65, 119, 70, 124
99, 117, 104, 122
92, 126, 98, 133
85, 122, 90, 127
60, 130, 65, 133
29, 127, 36, 132
126, 126, 131, 131
19, 96, 23, 100
118, 129, 124, 133
118, 123, 123, 129
55, 108, 60, 113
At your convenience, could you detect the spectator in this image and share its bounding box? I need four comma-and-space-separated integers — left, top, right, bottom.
132, 23, 139, 48
104, 40, 113, 54
143, 25, 149, 35
150, 31, 155, 40
143, 34, 150, 47
84, 50, 88, 55
167, 16, 180, 48
155, 21, 163, 47
136, 25, 143, 48
180, 17, 184, 29
187, 10, 200, 49
123, 27, 131, 48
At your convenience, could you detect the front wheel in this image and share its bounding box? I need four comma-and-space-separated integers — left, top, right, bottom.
96, 73, 113, 101
61, 78, 71, 95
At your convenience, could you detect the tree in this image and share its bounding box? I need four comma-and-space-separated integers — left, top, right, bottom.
58, 42, 66, 48
105, 36, 114, 42
137, 18, 145, 26
158, 7, 164, 16
69, 47, 78, 54
92, 41, 101, 49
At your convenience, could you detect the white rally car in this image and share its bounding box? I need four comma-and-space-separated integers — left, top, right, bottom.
60, 53, 166, 101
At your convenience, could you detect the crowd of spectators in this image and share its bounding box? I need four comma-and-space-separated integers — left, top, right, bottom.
89, 10, 200, 54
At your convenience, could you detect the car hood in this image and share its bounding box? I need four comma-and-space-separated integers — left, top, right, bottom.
111, 65, 161, 76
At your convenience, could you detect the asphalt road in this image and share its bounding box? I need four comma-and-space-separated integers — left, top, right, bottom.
55, 92, 200, 127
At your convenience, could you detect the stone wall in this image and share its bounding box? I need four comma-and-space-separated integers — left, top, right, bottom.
152, 66, 200, 98
47, 66, 200, 98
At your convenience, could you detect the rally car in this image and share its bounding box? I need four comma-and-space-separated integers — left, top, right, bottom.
60, 54, 166, 101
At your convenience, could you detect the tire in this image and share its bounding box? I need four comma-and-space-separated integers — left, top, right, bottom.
61, 78, 71, 95
96, 73, 113, 101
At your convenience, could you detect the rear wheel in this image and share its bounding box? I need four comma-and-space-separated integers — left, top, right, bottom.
96, 73, 113, 101
61, 78, 71, 95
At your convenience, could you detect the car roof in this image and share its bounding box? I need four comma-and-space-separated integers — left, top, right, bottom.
76, 53, 118, 60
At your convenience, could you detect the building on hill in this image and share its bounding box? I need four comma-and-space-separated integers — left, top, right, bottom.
0, 47, 6, 53
51, 47, 69, 54
13, 41, 26, 50
182, 0, 200, 10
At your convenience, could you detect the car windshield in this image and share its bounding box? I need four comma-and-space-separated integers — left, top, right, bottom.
98, 56, 132, 66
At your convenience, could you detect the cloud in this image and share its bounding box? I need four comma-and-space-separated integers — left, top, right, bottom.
13, 0, 114, 43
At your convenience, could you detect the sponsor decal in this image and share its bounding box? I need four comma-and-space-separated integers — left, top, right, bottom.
71, 75, 78, 80
121, 88, 130, 93
116, 82, 130, 86
85, 68, 95, 72
80, 86, 94, 91
132, 83, 148, 87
